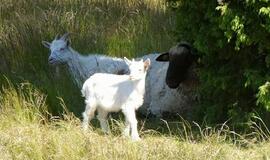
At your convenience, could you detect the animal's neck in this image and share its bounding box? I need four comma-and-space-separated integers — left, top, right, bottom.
131, 73, 147, 95
65, 47, 91, 87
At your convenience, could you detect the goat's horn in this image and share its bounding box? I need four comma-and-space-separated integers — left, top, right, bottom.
55, 34, 60, 40
61, 32, 70, 41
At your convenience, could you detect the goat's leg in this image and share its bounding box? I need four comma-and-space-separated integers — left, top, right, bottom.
82, 101, 96, 131
97, 108, 110, 134
123, 109, 140, 141
123, 118, 131, 137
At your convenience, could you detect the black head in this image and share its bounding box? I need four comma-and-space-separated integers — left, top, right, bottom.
156, 42, 198, 88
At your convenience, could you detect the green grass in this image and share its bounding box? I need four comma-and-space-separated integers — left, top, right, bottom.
1, 81, 270, 160
0, 0, 174, 115
2, 1, 270, 159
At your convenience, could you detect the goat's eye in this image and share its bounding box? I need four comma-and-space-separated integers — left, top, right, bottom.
60, 48, 65, 51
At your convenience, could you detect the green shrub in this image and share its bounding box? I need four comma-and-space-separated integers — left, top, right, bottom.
168, 0, 270, 125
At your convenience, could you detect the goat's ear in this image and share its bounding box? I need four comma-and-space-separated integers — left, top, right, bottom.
55, 34, 60, 40
156, 52, 169, 61
144, 58, 151, 70
124, 57, 131, 65
42, 41, 51, 48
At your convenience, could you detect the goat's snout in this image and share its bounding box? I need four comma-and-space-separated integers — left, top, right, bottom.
48, 56, 55, 65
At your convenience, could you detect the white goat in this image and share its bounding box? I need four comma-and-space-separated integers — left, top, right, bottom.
42, 33, 129, 87
81, 58, 151, 141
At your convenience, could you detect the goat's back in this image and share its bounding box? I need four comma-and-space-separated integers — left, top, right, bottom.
82, 73, 145, 111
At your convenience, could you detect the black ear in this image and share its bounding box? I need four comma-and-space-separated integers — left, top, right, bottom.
156, 52, 169, 61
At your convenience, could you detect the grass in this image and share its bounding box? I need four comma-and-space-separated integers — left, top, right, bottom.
1, 81, 270, 159
0, 0, 174, 115
1, 1, 270, 159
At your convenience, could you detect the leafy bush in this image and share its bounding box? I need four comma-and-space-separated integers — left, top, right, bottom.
168, 0, 270, 124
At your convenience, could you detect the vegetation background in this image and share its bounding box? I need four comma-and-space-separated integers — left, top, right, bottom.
0, 0, 174, 115
1, 0, 270, 159
168, 0, 270, 127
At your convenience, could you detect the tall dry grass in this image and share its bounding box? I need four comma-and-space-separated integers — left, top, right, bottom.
2, 1, 270, 159
0, 0, 174, 115
0, 81, 270, 159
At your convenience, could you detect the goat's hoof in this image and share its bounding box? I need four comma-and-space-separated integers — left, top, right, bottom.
122, 132, 130, 138
131, 137, 141, 142
104, 131, 111, 135
82, 126, 89, 133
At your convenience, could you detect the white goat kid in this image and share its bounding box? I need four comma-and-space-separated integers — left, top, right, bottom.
42, 33, 129, 87
81, 58, 151, 141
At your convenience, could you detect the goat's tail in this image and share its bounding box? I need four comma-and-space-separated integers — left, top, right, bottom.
81, 79, 95, 98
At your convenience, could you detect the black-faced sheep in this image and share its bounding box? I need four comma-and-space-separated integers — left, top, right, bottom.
156, 42, 199, 89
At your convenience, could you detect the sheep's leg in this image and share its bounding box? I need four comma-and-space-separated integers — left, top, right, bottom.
97, 108, 110, 134
82, 102, 96, 131
123, 109, 140, 141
